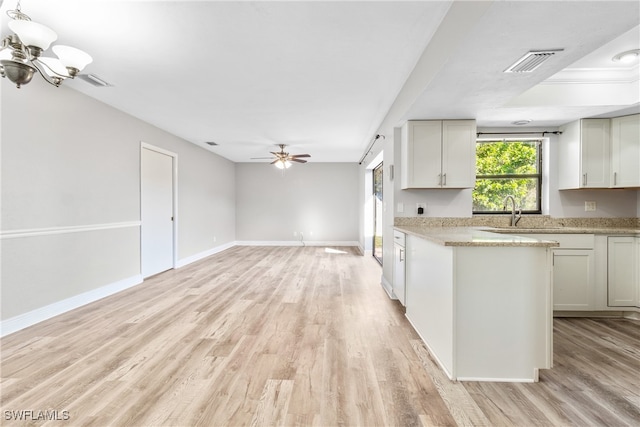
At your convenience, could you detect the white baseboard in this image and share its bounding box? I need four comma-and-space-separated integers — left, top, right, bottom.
176, 241, 236, 268
1, 275, 143, 337
235, 240, 360, 247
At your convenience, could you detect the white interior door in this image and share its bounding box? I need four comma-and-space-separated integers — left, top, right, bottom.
142, 146, 175, 278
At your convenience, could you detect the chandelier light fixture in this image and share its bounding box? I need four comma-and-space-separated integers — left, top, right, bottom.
0, 0, 92, 88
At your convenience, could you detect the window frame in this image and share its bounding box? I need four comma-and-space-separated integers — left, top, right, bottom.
472, 139, 543, 215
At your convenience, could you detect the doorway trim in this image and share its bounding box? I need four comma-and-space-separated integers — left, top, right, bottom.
140, 141, 178, 276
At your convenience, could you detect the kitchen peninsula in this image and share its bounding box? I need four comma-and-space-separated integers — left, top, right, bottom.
395, 226, 559, 382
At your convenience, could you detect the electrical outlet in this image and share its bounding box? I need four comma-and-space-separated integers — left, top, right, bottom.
293, 231, 297, 237
416, 203, 426, 215
585, 201, 597, 212
397, 202, 404, 213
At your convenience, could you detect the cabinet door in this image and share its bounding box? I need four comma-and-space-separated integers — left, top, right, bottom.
441, 120, 477, 188
393, 244, 406, 306
580, 119, 610, 188
611, 114, 640, 188
608, 237, 638, 307
553, 249, 595, 310
401, 121, 442, 189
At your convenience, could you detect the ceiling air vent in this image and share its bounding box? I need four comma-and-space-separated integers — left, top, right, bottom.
77, 73, 113, 87
504, 49, 564, 73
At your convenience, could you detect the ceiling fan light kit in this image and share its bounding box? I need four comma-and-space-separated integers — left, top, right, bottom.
251, 144, 311, 169
274, 159, 292, 170
0, 0, 92, 88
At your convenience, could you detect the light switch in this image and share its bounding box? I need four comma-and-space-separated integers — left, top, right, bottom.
397, 203, 404, 213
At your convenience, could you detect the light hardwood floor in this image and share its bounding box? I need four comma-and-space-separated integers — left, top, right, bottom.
1, 246, 639, 427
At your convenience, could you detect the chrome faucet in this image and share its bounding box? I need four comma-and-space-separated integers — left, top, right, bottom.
503, 195, 522, 227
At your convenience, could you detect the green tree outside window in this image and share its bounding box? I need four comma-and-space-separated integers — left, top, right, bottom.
473, 140, 541, 213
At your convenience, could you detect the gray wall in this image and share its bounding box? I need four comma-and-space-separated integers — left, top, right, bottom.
235, 163, 359, 242
1, 77, 235, 321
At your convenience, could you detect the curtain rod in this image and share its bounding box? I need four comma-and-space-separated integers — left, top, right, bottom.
477, 131, 562, 136
358, 134, 385, 165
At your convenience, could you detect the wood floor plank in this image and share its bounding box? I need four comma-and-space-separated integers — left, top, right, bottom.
2, 246, 639, 426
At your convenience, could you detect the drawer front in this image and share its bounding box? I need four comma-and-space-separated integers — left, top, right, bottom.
393, 230, 406, 247
525, 233, 594, 249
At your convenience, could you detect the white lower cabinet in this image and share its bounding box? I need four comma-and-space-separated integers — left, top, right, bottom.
552, 250, 595, 310
526, 234, 596, 311
393, 231, 406, 306
405, 235, 552, 382
607, 236, 639, 308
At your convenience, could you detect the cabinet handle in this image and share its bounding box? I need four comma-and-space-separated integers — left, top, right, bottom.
582, 173, 587, 186
438, 174, 442, 186
399, 249, 404, 262
614, 172, 617, 186
443, 173, 447, 186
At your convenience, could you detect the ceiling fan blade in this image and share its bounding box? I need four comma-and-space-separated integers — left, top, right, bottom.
250, 157, 276, 160
270, 159, 280, 164
290, 154, 310, 158
290, 158, 307, 163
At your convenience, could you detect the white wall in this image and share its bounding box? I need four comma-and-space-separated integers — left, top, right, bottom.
1, 77, 235, 322
235, 163, 359, 243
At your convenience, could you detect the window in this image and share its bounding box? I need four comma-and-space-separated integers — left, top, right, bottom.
473, 140, 542, 214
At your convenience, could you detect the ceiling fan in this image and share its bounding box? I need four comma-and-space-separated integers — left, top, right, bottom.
251, 144, 311, 169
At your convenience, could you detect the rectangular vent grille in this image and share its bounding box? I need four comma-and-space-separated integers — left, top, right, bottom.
504, 49, 563, 73
77, 73, 113, 87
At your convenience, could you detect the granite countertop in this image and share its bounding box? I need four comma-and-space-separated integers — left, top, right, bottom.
394, 226, 560, 247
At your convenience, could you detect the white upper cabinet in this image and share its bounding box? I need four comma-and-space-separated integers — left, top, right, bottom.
610, 114, 640, 188
401, 121, 442, 188
401, 120, 476, 189
441, 121, 477, 188
558, 119, 610, 189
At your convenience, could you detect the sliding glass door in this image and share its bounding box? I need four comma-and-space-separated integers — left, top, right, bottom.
373, 162, 383, 264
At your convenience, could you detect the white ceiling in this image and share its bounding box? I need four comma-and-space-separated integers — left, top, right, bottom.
2, 1, 639, 163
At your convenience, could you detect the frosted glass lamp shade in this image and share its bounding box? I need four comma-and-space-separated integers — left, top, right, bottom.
38, 56, 70, 78
275, 160, 292, 169
8, 20, 57, 50
53, 45, 92, 72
